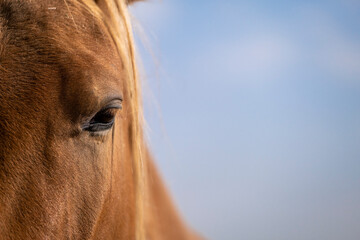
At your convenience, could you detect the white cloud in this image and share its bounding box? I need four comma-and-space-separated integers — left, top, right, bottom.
189, 33, 298, 84
221, 35, 297, 80
189, 7, 360, 85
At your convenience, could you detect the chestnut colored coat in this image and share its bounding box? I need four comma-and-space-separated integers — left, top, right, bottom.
0, 0, 201, 239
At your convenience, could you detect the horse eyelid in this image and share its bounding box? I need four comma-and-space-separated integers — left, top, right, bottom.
82, 106, 120, 132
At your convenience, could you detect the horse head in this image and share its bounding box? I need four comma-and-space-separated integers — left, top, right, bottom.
0, 0, 200, 239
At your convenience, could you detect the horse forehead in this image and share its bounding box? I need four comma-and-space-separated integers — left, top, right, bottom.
0, 0, 111, 47
0, 0, 76, 30
0, 0, 123, 96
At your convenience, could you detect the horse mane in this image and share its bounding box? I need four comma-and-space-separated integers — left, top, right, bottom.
78, 1, 145, 239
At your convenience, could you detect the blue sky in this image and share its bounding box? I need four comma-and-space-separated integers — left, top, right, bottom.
130, 1, 360, 239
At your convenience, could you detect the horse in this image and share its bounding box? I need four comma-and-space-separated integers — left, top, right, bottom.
0, 0, 201, 239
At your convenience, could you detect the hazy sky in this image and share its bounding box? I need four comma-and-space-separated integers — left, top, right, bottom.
130, 1, 360, 239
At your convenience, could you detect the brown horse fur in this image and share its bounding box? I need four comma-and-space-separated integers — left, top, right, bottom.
0, 0, 201, 239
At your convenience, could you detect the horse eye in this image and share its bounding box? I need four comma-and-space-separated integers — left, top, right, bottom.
83, 106, 121, 133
